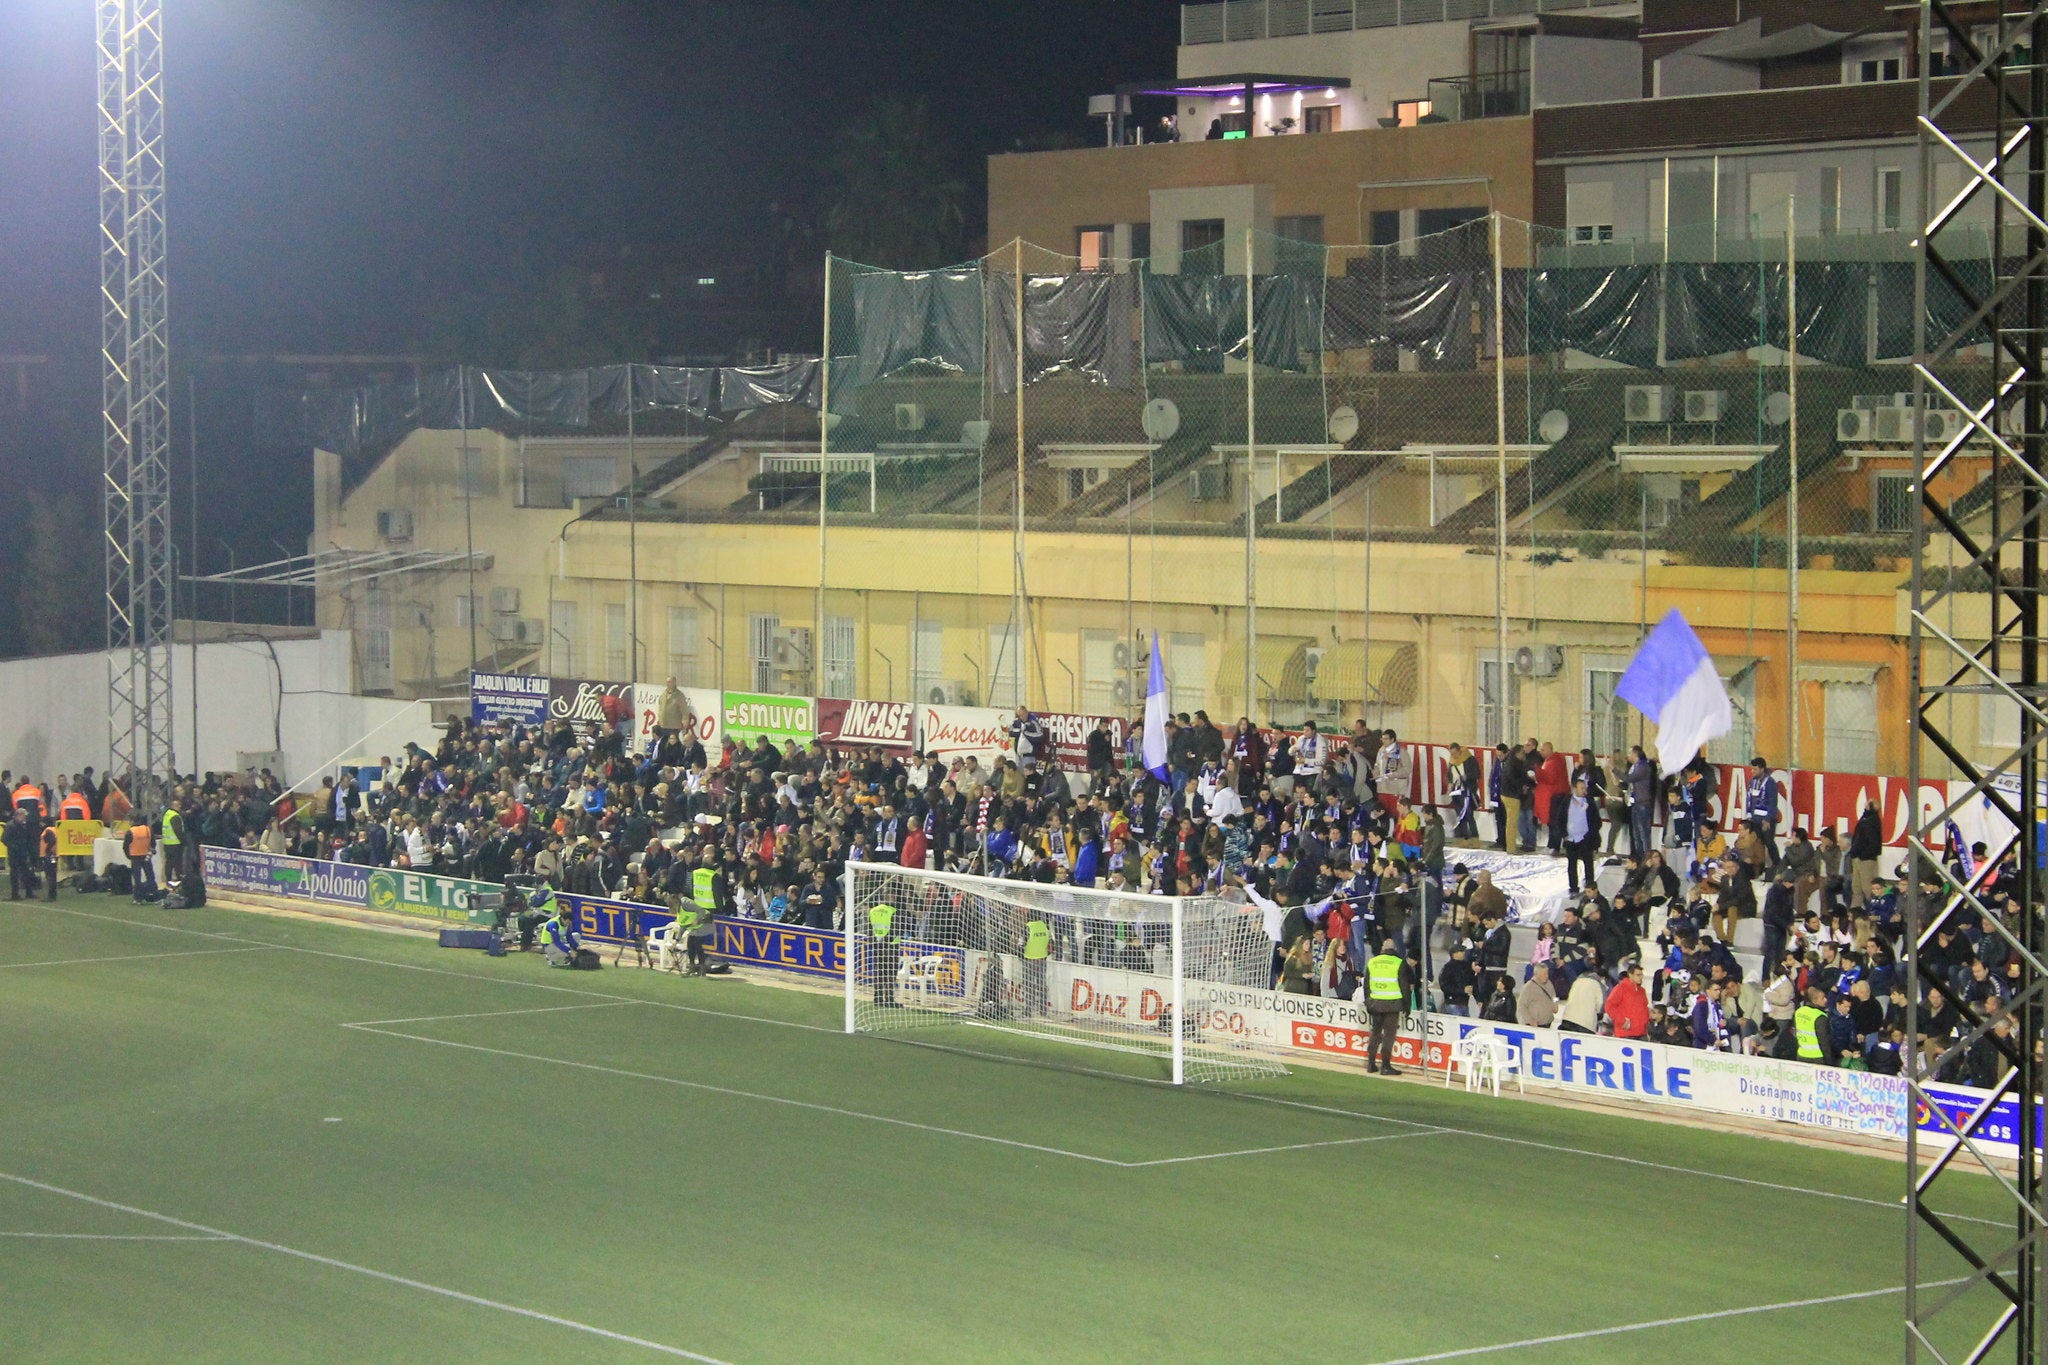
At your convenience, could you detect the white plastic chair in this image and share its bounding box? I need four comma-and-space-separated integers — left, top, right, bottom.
1463, 1035, 1526, 1098
1444, 1034, 1490, 1091
898, 953, 950, 1007
648, 921, 682, 973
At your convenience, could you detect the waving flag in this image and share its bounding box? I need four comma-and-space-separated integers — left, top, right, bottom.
1143, 631, 1170, 781
1945, 818, 1975, 881
1616, 609, 1733, 777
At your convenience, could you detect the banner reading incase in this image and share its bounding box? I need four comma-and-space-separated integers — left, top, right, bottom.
816, 698, 916, 750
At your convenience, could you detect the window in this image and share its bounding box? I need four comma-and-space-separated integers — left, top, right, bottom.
1846, 36, 1906, 83
1824, 681, 1879, 774
748, 614, 779, 692
1820, 166, 1842, 235
604, 603, 629, 678
1416, 206, 1485, 237
667, 606, 700, 687
1168, 633, 1206, 714
1392, 99, 1431, 127
1874, 471, 1916, 533
1277, 214, 1325, 245
1129, 222, 1151, 261
361, 587, 393, 692
1878, 167, 1903, 231
453, 593, 478, 630
1570, 225, 1615, 245
1304, 104, 1340, 134
1063, 466, 1105, 502
1369, 210, 1402, 247
823, 615, 857, 699
1081, 629, 1122, 712
1076, 226, 1114, 272
1476, 654, 1522, 748
1181, 218, 1226, 256
1585, 659, 1632, 757
1218, 112, 1250, 137
1430, 472, 1477, 525
1708, 663, 1757, 766
550, 600, 578, 677
987, 622, 1022, 709
562, 456, 619, 500
911, 619, 944, 702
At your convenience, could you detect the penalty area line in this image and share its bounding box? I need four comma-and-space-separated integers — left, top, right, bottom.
1123, 1128, 1448, 1168
0, 1171, 731, 1363
1361, 1277, 1971, 1364
0, 945, 278, 970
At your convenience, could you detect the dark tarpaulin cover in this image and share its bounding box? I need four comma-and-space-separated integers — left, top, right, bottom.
1875, 258, 1993, 360
1502, 266, 1661, 368
987, 270, 1142, 391
1323, 267, 1477, 369
1142, 273, 1321, 373
470, 368, 594, 427
587, 364, 716, 416
718, 357, 823, 412
846, 269, 985, 389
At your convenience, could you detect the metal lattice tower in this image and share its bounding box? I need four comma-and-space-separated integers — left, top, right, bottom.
1909, 2, 2048, 1359
99, 0, 174, 787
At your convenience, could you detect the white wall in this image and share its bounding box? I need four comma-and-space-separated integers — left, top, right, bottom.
0, 630, 444, 791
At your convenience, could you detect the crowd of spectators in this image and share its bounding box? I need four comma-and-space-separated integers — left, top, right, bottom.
15, 683, 2035, 1086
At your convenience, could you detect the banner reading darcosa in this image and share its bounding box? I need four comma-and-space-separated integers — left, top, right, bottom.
917, 704, 1008, 767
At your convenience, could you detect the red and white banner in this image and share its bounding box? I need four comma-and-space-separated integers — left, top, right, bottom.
917, 704, 1010, 768
1040, 711, 1128, 774
816, 698, 917, 750
629, 684, 722, 755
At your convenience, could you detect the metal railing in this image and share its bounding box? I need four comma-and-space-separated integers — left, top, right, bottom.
1424, 70, 1530, 120
1184, 0, 1569, 42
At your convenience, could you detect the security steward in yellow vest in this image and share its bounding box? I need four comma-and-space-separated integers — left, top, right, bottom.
1364, 938, 1416, 1076
159, 806, 189, 883
1793, 986, 1834, 1066
126, 819, 158, 902
1020, 911, 1053, 1017
681, 863, 721, 975
868, 901, 901, 1007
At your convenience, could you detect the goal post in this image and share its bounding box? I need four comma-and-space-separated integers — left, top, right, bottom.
841, 860, 1286, 1085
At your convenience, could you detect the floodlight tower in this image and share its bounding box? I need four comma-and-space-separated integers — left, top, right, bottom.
1909, 2, 2048, 1360
99, 0, 174, 788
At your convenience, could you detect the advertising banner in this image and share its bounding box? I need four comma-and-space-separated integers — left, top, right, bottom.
54, 820, 104, 858
548, 677, 635, 738
554, 893, 849, 980
1040, 712, 1127, 774
917, 704, 1010, 768
469, 671, 551, 726
815, 698, 917, 751
364, 867, 496, 922
628, 684, 724, 756
198, 847, 369, 906
722, 692, 816, 748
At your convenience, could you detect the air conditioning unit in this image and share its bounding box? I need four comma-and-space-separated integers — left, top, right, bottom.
1513, 644, 1565, 678
1682, 390, 1727, 423
375, 509, 414, 541
894, 402, 926, 433
1304, 646, 1326, 681
1922, 409, 1967, 444
1837, 409, 1873, 442
1112, 641, 1132, 670
488, 586, 520, 615
1872, 408, 1915, 443
773, 627, 813, 670
928, 681, 969, 706
1624, 385, 1675, 423
1112, 679, 1133, 705
1191, 466, 1229, 502
1851, 394, 1893, 410
494, 617, 543, 645
1894, 391, 1928, 410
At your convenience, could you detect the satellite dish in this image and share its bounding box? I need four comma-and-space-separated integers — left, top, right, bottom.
1537, 409, 1570, 444
1763, 391, 1792, 426
1326, 405, 1360, 444
1141, 397, 1181, 442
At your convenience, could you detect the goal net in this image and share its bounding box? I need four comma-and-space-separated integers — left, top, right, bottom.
843, 861, 1286, 1085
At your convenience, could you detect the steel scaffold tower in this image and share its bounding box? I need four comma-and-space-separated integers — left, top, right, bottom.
1910, 2, 2048, 1359
99, 0, 174, 786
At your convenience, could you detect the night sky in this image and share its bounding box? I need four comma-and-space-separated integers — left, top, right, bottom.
0, 0, 1178, 648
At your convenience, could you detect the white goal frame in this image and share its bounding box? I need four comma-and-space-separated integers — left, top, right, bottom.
839, 860, 1283, 1086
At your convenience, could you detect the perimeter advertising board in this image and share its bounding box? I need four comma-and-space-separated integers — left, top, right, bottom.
469, 671, 551, 726
815, 698, 917, 751
722, 692, 815, 748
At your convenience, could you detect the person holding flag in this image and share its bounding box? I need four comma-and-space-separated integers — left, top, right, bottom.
1615, 610, 1735, 781
1142, 632, 1171, 792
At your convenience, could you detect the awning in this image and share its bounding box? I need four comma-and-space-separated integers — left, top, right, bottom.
1713, 655, 1762, 683
1314, 640, 1420, 709
1215, 637, 1313, 703
1687, 20, 1857, 61
1797, 661, 1885, 686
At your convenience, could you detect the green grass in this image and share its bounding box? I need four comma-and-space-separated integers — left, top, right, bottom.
0, 895, 2014, 1363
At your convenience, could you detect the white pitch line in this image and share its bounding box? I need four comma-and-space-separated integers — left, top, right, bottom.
0, 1171, 731, 1363
0, 945, 277, 970
0, 1231, 230, 1241
1122, 1128, 1447, 1168
1361, 1277, 1971, 1364
342, 1000, 643, 1028
348, 1024, 1131, 1167
1234, 1091, 2011, 1229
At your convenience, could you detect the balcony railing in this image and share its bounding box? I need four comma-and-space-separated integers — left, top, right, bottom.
1184, 0, 1598, 42
1423, 70, 1530, 121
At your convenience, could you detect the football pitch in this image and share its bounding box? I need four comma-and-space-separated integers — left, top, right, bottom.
0, 895, 2011, 1363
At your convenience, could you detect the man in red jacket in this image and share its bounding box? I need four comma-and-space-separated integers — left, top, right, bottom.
1604, 961, 1651, 1039
1533, 742, 1571, 855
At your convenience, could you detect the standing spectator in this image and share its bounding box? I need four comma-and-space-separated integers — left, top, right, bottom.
1605, 962, 1651, 1039
1516, 963, 1559, 1027
1008, 706, 1046, 770
1562, 776, 1601, 893
1602, 749, 1631, 855
1690, 980, 1732, 1051
3, 807, 35, 900
1446, 742, 1480, 839
1744, 756, 1781, 864
1437, 939, 1480, 1016
1496, 743, 1525, 852
1625, 745, 1657, 857
1533, 742, 1570, 854
1847, 797, 1883, 910
1375, 729, 1411, 817
1294, 721, 1326, 791
1559, 963, 1604, 1034
1085, 718, 1116, 793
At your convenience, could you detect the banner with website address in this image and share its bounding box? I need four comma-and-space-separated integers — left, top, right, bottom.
201, 846, 370, 906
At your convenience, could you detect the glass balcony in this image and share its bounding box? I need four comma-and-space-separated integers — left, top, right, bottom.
1423, 70, 1531, 121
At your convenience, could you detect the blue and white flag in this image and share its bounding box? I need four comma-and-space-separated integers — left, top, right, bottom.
1945, 818, 1975, 880
1143, 631, 1170, 781
1615, 609, 1733, 777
